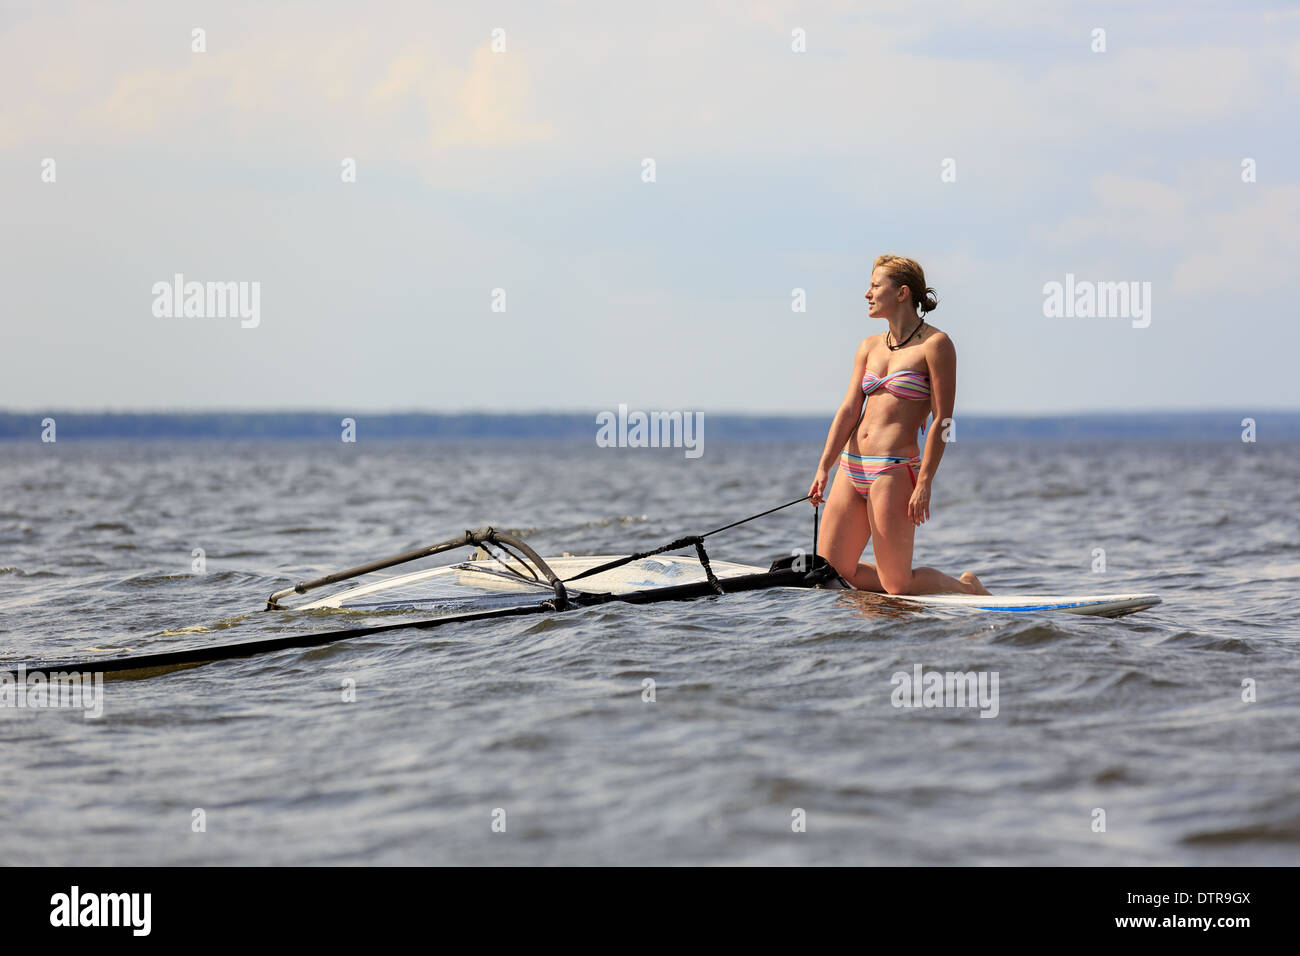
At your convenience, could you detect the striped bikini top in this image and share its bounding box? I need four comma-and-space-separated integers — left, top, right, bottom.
862, 368, 931, 401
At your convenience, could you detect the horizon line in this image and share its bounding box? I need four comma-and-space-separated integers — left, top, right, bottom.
2, 407, 1297, 418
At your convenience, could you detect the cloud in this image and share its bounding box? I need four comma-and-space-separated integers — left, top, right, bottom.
1045, 175, 1191, 245
1170, 185, 1300, 295
1, 9, 553, 160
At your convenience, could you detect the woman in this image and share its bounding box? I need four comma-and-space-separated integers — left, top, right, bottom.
808, 254, 988, 595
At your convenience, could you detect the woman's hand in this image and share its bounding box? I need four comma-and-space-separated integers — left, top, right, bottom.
808, 468, 830, 507
908, 476, 932, 526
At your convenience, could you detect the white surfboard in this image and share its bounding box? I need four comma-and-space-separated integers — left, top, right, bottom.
299, 554, 1161, 619
879, 591, 1161, 618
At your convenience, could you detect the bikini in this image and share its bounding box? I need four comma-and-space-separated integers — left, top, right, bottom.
839, 368, 931, 497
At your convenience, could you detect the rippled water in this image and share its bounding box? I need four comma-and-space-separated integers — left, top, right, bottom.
1, 438, 1297, 864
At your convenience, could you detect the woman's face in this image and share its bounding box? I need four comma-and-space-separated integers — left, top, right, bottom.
865, 268, 898, 318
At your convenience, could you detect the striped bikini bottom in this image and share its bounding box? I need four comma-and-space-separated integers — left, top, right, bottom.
839, 449, 921, 498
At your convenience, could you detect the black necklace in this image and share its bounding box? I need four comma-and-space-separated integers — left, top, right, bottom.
887, 318, 924, 351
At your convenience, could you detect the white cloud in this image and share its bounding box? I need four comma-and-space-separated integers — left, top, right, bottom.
1171, 185, 1300, 295
1044, 175, 1191, 246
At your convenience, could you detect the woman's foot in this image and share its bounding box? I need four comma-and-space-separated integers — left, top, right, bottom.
960, 571, 990, 595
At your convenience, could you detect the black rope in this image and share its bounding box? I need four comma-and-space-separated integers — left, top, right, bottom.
813, 502, 820, 558
693, 539, 723, 594
696, 495, 813, 539
562, 495, 811, 585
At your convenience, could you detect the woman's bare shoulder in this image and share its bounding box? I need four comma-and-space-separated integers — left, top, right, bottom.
923, 325, 954, 351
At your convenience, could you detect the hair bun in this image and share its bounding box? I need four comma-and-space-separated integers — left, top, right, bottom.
873, 254, 938, 316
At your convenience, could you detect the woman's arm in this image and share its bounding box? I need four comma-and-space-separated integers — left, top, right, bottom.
808, 340, 871, 505
917, 332, 956, 483
907, 333, 956, 525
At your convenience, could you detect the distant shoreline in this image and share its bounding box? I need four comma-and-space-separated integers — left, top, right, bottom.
2, 411, 1297, 441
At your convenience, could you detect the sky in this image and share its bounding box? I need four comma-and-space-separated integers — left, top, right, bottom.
1, 0, 1298, 415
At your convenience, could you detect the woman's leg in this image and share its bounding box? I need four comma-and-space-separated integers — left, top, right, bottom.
868, 470, 988, 595
816, 462, 884, 591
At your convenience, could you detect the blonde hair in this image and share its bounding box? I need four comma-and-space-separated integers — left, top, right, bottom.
873, 254, 939, 315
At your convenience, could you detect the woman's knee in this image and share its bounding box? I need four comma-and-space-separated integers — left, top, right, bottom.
878, 569, 915, 595
823, 553, 858, 582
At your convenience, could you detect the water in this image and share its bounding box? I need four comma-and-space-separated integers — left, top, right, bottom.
1, 439, 1297, 864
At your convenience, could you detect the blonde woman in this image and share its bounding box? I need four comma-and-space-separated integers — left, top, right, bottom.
808, 255, 988, 595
